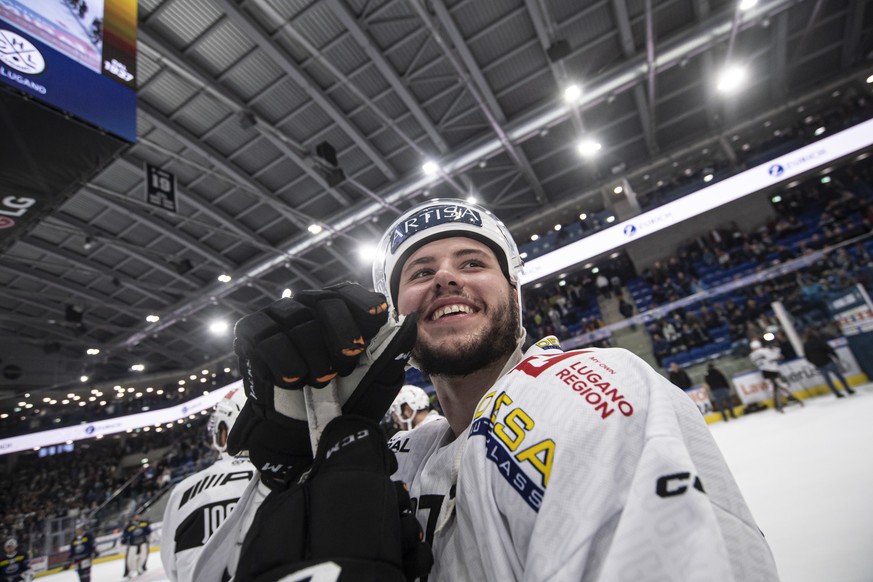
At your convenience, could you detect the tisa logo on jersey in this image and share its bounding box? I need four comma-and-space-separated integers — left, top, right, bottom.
390, 204, 482, 253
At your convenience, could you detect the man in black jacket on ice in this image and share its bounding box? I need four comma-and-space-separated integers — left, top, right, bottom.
802, 329, 854, 398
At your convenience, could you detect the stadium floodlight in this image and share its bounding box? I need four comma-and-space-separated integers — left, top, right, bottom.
209, 320, 229, 335
554, 224, 562, 231
146, 314, 160, 323
717, 65, 747, 93
613, 186, 623, 194
606, 215, 616, 223
307, 224, 323, 235
703, 173, 714, 182
217, 273, 232, 283
530, 234, 539, 241
814, 126, 826, 136
130, 364, 145, 372
579, 213, 588, 220
86, 348, 100, 355
358, 243, 378, 263
739, 0, 757, 10
281, 288, 293, 298
80, 375, 88, 383
466, 195, 477, 204
422, 160, 440, 176
577, 139, 602, 157
563, 84, 582, 103
867, 74, 873, 84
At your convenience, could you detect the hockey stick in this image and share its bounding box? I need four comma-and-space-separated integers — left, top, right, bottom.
302, 382, 341, 456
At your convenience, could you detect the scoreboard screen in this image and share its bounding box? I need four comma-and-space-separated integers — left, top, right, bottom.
0, 0, 137, 141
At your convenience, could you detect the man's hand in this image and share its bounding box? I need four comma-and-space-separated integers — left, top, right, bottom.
228, 282, 417, 481
234, 416, 432, 582
234, 282, 389, 391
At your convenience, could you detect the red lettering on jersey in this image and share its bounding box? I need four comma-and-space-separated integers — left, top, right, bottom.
513, 351, 588, 378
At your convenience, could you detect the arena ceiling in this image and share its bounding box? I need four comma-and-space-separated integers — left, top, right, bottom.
1, 0, 872, 392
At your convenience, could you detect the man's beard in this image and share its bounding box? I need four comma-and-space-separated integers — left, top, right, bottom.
414, 287, 520, 378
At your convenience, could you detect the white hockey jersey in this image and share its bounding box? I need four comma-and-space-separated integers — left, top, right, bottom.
389, 338, 779, 581
160, 454, 255, 582
750, 347, 783, 373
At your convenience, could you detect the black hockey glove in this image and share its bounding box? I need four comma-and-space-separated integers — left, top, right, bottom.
234, 415, 433, 582
228, 282, 417, 483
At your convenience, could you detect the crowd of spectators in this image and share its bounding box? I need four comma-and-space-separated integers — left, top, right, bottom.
521, 156, 873, 371
0, 416, 213, 555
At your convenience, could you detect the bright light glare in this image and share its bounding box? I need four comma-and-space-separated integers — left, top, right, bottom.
358, 243, 378, 263
613, 186, 623, 194
553, 224, 562, 231
563, 84, 582, 103
579, 213, 587, 220
606, 215, 616, 223
530, 234, 539, 241
703, 173, 714, 183
281, 288, 293, 299
209, 320, 229, 335
86, 348, 100, 355
422, 160, 440, 176
130, 364, 145, 372
217, 273, 232, 283
739, 0, 757, 10
814, 126, 825, 136
146, 314, 160, 323
867, 74, 873, 84
577, 139, 602, 157
772, 195, 782, 203
466, 195, 477, 204
717, 65, 747, 93
762, 332, 775, 341
80, 375, 89, 383
307, 224, 323, 235
821, 176, 832, 184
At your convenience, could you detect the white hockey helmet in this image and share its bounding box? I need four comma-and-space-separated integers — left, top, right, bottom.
4, 538, 16, 554
389, 385, 431, 430
372, 198, 524, 314
208, 384, 247, 453
750, 340, 762, 350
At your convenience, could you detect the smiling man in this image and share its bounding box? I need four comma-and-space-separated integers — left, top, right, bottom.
218, 198, 779, 582
370, 198, 779, 581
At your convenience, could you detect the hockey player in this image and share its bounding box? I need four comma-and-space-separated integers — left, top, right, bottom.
120, 514, 151, 578
65, 523, 97, 582
160, 384, 255, 582
750, 339, 804, 412
0, 539, 32, 582
389, 385, 442, 431
219, 198, 780, 581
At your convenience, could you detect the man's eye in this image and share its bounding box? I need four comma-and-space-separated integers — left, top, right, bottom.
463, 260, 485, 268
410, 269, 433, 279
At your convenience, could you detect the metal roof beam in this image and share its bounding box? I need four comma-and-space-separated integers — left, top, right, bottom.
17, 237, 175, 306
80, 186, 235, 272
771, 12, 789, 101
325, 0, 449, 154
611, 0, 659, 155
417, 0, 550, 205
138, 29, 353, 207
841, 0, 866, 68
213, 0, 398, 181
43, 215, 201, 289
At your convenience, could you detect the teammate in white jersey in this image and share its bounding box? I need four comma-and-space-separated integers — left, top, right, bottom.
389, 385, 442, 431
749, 340, 804, 413
215, 198, 779, 581
160, 383, 254, 582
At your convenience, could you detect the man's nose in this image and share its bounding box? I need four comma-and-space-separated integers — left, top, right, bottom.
433, 264, 460, 289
